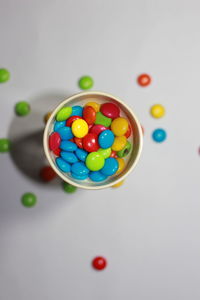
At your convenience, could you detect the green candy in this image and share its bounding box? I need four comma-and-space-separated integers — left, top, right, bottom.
56, 107, 72, 121
95, 112, 112, 127
21, 193, 37, 207
63, 182, 77, 193
0, 68, 10, 83
15, 101, 30, 116
117, 141, 132, 158
97, 147, 111, 159
86, 152, 105, 171
78, 76, 94, 90
0, 138, 11, 152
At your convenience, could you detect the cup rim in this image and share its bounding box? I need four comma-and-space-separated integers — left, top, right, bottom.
43, 91, 143, 189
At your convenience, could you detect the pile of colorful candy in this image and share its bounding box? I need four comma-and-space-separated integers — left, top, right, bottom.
49, 101, 132, 182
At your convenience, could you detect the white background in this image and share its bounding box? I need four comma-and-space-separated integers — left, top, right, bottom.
1, 0, 200, 299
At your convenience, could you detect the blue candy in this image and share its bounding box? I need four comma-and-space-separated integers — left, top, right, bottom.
54, 121, 66, 132
71, 172, 88, 180
75, 148, 88, 162
89, 171, 107, 182
98, 129, 114, 149
56, 157, 71, 172
60, 141, 77, 152
71, 106, 83, 117
100, 157, 119, 176
57, 126, 73, 140
71, 162, 89, 176
61, 151, 78, 164
152, 128, 167, 143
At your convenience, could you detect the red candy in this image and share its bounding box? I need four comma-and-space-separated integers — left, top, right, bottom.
66, 115, 82, 127
110, 150, 117, 158
53, 148, 61, 156
92, 256, 107, 271
89, 124, 108, 136
40, 166, 57, 182
74, 137, 83, 149
49, 132, 61, 151
83, 133, 99, 152
125, 124, 131, 138
83, 106, 96, 125
100, 102, 120, 119
137, 74, 151, 87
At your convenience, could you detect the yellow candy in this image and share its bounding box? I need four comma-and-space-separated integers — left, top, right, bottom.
85, 101, 100, 112
72, 119, 88, 138
150, 104, 165, 118
111, 117, 128, 136
111, 136, 127, 151
116, 158, 125, 175
112, 180, 125, 188
44, 111, 52, 124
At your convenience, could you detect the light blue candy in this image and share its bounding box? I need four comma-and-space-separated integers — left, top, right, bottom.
89, 171, 107, 182
60, 141, 77, 152
100, 157, 119, 176
71, 162, 89, 176
71, 172, 88, 180
98, 129, 114, 149
75, 148, 88, 162
54, 121, 66, 132
71, 106, 83, 117
56, 157, 71, 172
57, 126, 73, 140
152, 128, 167, 143
61, 151, 78, 164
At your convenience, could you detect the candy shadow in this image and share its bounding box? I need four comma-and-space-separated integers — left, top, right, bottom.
8, 90, 72, 188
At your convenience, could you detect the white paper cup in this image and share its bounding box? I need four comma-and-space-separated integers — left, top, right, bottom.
43, 91, 143, 189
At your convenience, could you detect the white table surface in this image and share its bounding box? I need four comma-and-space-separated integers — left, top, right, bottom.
1, 0, 200, 299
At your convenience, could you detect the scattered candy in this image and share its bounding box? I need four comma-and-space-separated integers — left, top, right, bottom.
63, 182, 77, 193
85, 101, 100, 112
111, 136, 127, 151
0, 68, 10, 83
117, 141, 132, 158
40, 166, 56, 182
100, 102, 120, 119
72, 119, 88, 138
101, 157, 119, 176
112, 180, 125, 188
86, 152, 105, 171
79, 76, 94, 90
0, 138, 11, 152
92, 256, 107, 271
21, 193, 37, 207
150, 104, 165, 119
95, 112, 112, 127
98, 130, 114, 149
15, 101, 30, 116
83, 106, 96, 125
56, 107, 72, 121
152, 128, 167, 143
82, 133, 99, 152
137, 73, 151, 87
44, 111, 52, 124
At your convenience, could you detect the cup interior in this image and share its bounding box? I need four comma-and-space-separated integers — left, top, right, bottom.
43, 91, 143, 189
